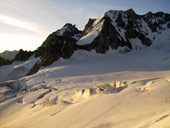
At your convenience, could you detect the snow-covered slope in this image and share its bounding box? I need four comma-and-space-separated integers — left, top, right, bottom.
0, 54, 39, 82
78, 15, 105, 45
0, 39, 170, 128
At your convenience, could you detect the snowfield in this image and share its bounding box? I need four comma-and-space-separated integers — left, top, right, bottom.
0, 39, 170, 128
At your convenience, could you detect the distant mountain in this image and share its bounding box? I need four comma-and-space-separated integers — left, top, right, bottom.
0, 49, 35, 67
0, 50, 18, 60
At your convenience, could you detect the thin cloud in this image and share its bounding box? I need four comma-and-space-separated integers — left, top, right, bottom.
0, 14, 48, 34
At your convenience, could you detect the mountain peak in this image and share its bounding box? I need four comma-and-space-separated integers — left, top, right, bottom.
63, 23, 76, 28
56, 23, 82, 40
126, 8, 136, 14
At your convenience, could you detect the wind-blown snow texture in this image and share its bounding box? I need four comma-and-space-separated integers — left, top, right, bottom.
0, 9, 170, 128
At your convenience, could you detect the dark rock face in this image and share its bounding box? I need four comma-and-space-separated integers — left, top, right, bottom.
28, 23, 82, 75
28, 34, 77, 75
13, 49, 35, 61
95, 17, 132, 53
81, 18, 96, 37
124, 19, 152, 46
39, 36, 77, 66
126, 8, 139, 20
0, 56, 11, 66
115, 13, 126, 28
144, 12, 170, 32
115, 10, 152, 47
78, 17, 132, 53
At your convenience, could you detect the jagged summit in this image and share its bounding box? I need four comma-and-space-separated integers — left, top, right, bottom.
27, 23, 81, 75
81, 18, 96, 37
126, 8, 136, 16
56, 23, 82, 40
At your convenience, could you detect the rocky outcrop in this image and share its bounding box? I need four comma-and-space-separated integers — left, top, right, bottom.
78, 17, 132, 53
28, 23, 81, 75
13, 49, 35, 61
144, 11, 170, 32
56, 23, 82, 40
81, 18, 96, 37
38, 35, 77, 66
124, 19, 152, 46
28, 36, 77, 75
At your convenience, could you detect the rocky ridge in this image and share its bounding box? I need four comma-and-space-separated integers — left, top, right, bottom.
27, 24, 81, 75
77, 9, 170, 52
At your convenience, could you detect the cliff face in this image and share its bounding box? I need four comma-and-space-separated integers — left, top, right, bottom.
27, 24, 81, 75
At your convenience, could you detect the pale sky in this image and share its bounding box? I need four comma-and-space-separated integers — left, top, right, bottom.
0, 0, 170, 53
